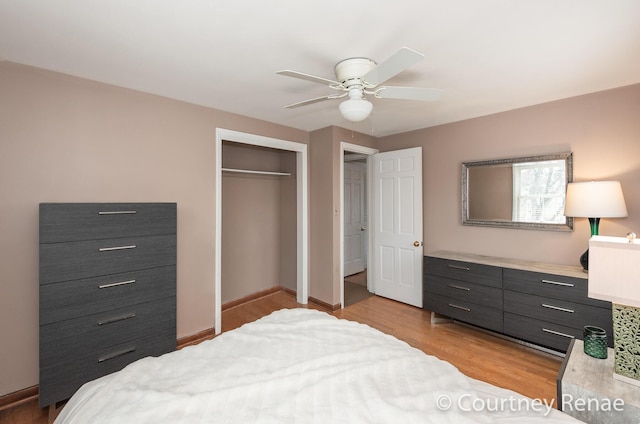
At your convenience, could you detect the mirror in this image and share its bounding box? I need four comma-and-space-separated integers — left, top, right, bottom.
462, 152, 573, 231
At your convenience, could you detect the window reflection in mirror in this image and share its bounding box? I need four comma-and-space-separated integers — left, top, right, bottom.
512, 160, 566, 223
462, 153, 573, 231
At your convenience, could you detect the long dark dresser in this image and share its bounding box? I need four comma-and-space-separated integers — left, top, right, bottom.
423, 251, 612, 353
39, 203, 177, 408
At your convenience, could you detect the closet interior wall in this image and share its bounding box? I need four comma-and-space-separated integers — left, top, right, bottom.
221, 141, 297, 304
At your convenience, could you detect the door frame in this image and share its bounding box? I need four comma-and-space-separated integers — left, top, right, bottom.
340, 142, 378, 308
215, 128, 309, 334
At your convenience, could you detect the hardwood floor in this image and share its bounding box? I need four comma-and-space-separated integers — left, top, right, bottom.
0, 291, 563, 423
344, 270, 374, 307
221, 290, 329, 332
0, 401, 47, 424
334, 295, 563, 403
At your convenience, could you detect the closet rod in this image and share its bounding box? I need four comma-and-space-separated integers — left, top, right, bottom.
221, 167, 291, 176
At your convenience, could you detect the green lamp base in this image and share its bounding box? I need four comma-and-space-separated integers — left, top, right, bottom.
580, 249, 589, 271
579, 217, 601, 272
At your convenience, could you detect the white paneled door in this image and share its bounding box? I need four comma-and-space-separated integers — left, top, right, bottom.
344, 162, 366, 277
372, 147, 423, 307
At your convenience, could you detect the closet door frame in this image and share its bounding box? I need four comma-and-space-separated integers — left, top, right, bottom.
214, 128, 308, 335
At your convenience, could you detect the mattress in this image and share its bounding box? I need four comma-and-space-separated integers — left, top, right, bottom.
55, 308, 579, 423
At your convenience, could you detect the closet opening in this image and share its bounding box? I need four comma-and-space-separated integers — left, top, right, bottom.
215, 129, 308, 335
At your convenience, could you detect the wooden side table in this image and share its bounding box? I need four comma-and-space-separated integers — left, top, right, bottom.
558, 339, 640, 423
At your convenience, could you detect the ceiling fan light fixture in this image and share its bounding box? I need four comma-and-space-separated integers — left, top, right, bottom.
279, 47, 440, 123
339, 98, 372, 122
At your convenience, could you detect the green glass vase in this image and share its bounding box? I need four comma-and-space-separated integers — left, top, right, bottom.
583, 325, 607, 359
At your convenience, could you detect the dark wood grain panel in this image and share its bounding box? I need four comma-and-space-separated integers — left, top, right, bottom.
504, 290, 612, 341
39, 203, 176, 243
38, 331, 175, 407
424, 274, 503, 309
424, 256, 502, 288
503, 312, 579, 352
40, 234, 176, 285
503, 268, 604, 306
423, 292, 503, 333
40, 298, 176, 366
40, 266, 176, 325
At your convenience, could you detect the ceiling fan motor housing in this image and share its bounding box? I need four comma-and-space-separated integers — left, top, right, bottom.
334, 58, 377, 88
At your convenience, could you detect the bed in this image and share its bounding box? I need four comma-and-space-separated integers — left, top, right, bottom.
55, 308, 579, 423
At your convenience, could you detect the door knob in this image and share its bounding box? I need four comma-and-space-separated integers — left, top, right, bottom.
361, 227, 366, 231
413, 241, 421, 247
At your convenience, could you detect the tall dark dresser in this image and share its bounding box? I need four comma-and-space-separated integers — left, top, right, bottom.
39, 203, 177, 407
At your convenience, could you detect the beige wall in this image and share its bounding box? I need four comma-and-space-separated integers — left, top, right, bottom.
0, 62, 309, 396
309, 127, 377, 306
379, 84, 640, 266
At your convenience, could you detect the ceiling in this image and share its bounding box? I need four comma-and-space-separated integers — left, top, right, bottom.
2, 1, 640, 137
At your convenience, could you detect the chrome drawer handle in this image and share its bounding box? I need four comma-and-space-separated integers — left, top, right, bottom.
542, 328, 575, 339
98, 346, 136, 363
448, 303, 471, 312
542, 303, 574, 313
98, 210, 137, 215
99, 279, 136, 289
447, 264, 470, 271
99, 245, 136, 252
541, 279, 574, 287
448, 284, 471, 291
98, 313, 136, 326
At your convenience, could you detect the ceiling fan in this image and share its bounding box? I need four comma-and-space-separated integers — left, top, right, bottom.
277, 47, 443, 122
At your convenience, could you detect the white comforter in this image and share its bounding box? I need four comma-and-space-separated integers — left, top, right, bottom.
56, 308, 578, 423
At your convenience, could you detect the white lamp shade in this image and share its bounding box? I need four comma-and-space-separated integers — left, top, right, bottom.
339, 98, 372, 122
589, 235, 640, 307
564, 181, 628, 218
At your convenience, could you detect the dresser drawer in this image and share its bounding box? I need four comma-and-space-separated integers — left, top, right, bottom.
424, 256, 502, 288
424, 293, 503, 332
504, 312, 579, 352
40, 297, 175, 367
502, 269, 602, 306
504, 291, 612, 338
425, 274, 503, 309
39, 331, 175, 407
40, 266, 176, 325
40, 234, 176, 284
40, 203, 176, 243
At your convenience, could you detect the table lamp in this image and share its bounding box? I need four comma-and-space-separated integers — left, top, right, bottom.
589, 234, 640, 386
564, 181, 628, 271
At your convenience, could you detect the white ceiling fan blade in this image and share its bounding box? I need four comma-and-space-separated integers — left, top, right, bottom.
284, 93, 345, 109
277, 70, 340, 87
374, 86, 443, 101
363, 47, 424, 87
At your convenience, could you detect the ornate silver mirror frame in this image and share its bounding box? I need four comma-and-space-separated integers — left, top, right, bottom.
462, 152, 573, 231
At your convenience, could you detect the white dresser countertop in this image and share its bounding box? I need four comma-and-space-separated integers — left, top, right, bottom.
428, 250, 587, 280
